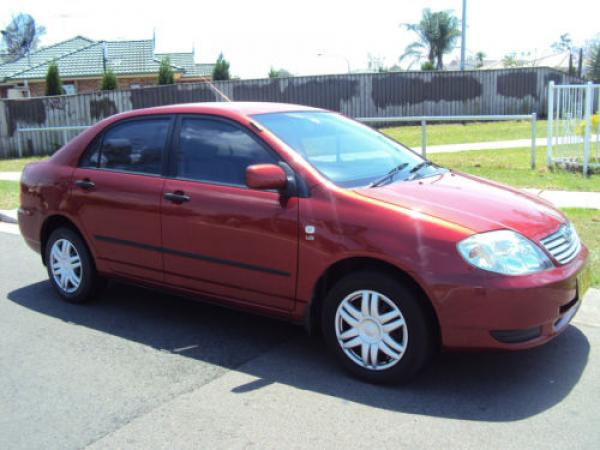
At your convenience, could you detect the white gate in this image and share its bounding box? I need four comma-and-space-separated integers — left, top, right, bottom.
547, 81, 600, 176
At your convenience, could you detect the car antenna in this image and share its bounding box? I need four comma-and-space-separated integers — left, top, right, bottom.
204, 79, 232, 102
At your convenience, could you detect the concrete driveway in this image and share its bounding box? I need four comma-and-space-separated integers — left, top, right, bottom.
1, 230, 599, 449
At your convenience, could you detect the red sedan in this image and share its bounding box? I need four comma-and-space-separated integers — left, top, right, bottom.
18, 102, 590, 383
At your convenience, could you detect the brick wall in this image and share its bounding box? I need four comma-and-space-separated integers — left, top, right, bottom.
19, 76, 160, 97
75, 78, 100, 92
28, 82, 46, 97
4, 75, 204, 98
78, 76, 157, 92
116, 76, 157, 90
177, 77, 211, 84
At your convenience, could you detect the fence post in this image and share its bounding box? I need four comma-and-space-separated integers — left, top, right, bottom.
421, 120, 427, 157
583, 81, 593, 176
62, 129, 68, 147
546, 81, 554, 169
530, 113, 537, 170
17, 131, 23, 158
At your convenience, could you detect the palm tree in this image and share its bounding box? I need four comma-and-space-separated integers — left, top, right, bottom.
475, 51, 486, 68
400, 9, 461, 70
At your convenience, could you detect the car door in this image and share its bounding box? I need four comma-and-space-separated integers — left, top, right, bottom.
161, 116, 299, 311
69, 116, 173, 281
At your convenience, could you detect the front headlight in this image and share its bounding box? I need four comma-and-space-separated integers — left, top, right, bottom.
457, 230, 553, 275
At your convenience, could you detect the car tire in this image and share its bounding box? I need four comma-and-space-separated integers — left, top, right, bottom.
321, 270, 435, 384
45, 227, 104, 303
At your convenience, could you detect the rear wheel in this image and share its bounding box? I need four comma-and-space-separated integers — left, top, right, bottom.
321, 271, 434, 384
45, 227, 103, 303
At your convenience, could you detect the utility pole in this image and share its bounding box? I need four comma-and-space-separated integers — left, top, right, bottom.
460, 0, 467, 71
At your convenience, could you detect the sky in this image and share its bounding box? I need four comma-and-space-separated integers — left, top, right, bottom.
2, 0, 599, 78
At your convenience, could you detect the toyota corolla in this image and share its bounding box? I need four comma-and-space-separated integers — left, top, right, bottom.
18, 102, 590, 383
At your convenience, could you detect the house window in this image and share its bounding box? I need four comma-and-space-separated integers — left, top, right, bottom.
129, 83, 141, 89
63, 83, 76, 95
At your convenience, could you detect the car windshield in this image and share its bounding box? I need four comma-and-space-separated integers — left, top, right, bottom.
252, 111, 436, 188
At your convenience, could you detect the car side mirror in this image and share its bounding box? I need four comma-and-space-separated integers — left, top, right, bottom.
246, 164, 287, 190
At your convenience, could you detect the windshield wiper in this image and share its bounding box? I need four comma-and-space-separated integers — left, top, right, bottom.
369, 163, 409, 188
406, 160, 435, 181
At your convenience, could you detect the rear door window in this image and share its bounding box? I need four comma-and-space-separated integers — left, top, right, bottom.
82, 118, 171, 175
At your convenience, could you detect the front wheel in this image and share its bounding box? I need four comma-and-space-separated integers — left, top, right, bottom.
321, 271, 435, 384
45, 227, 103, 303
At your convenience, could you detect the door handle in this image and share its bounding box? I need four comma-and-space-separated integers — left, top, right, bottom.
74, 179, 95, 190
164, 191, 190, 204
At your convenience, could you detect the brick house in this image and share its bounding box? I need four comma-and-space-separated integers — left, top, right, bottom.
0, 36, 215, 98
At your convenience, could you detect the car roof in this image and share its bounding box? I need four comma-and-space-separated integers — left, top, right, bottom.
128, 101, 324, 117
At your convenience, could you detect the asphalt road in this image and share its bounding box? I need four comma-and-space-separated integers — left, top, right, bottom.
1, 228, 599, 449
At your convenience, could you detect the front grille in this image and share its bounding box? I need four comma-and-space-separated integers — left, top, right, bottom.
540, 223, 581, 265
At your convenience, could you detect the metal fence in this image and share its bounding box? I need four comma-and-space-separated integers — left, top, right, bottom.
15, 125, 89, 158
16, 113, 539, 168
547, 81, 600, 175
359, 113, 538, 166
1, 67, 581, 158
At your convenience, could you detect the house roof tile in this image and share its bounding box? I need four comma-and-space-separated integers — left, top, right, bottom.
1, 37, 214, 82
155, 52, 214, 77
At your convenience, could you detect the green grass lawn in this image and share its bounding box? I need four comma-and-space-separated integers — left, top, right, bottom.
0, 156, 47, 172
380, 120, 600, 192
382, 120, 547, 148
428, 147, 600, 192
0, 181, 19, 210
563, 208, 600, 287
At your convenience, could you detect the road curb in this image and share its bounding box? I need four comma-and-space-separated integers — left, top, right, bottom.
0, 209, 17, 224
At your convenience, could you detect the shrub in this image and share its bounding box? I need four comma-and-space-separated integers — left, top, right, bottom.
268, 67, 292, 78
420, 61, 435, 71
158, 57, 175, 85
212, 53, 230, 80
100, 70, 118, 90
576, 114, 600, 135
45, 61, 63, 96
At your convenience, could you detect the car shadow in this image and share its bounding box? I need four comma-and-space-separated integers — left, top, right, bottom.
8, 280, 590, 422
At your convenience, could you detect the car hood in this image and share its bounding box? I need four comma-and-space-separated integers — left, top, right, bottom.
353, 171, 565, 240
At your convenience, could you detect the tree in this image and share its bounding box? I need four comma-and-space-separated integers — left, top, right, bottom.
212, 53, 230, 80
400, 8, 461, 70
45, 61, 63, 96
367, 54, 400, 72
100, 69, 118, 90
158, 57, 174, 85
502, 52, 521, 68
0, 13, 45, 62
268, 67, 292, 78
552, 33, 572, 53
552, 33, 576, 75
588, 42, 600, 83
475, 51, 486, 69
367, 53, 388, 72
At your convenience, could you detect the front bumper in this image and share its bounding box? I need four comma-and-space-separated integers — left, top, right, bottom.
437, 246, 590, 350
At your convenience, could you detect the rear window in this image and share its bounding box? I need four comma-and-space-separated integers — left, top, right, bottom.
80, 118, 170, 175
